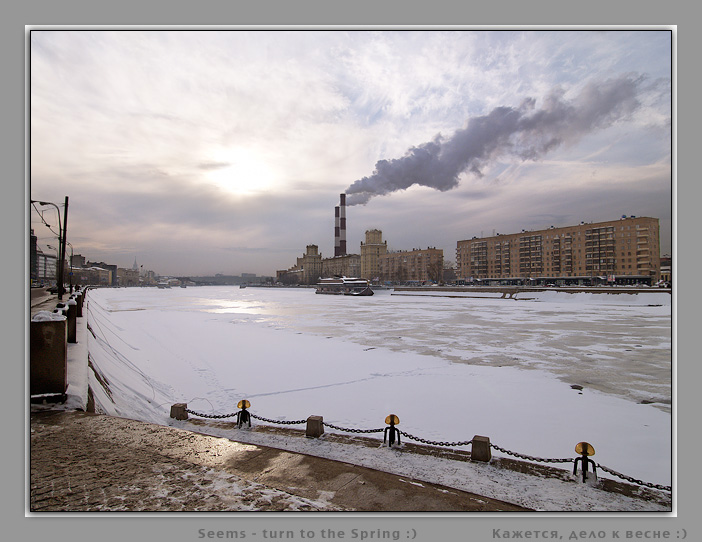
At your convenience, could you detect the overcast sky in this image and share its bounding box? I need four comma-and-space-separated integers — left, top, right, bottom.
29, 29, 672, 277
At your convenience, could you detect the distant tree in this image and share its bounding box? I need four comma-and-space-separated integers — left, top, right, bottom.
427, 258, 444, 284
395, 264, 407, 283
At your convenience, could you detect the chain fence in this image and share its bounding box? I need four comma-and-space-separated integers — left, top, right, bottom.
180, 406, 671, 493
250, 413, 307, 425
184, 408, 239, 420
597, 463, 672, 492
399, 430, 473, 448
322, 421, 385, 434
490, 443, 574, 465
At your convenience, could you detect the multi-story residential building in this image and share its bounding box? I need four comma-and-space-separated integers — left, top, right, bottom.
322, 253, 361, 279
87, 261, 119, 286
71, 254, 86, 267
35, 251, 57, 285
117, 267, 141, 287
379, 247, 444, 284
456, 216, 661, 285
360, 229, 387, 281
74, 266, 113, 286
277, 245, 323, 285
300, 244, 323, 283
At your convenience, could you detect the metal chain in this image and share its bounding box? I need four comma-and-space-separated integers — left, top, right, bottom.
491, 443, 574, 464
180, 408, 671, 493
597, 463, 672, 492
184, 408, 238, 419
322, 422, 385, 434
399, 430, 473, 448
250, 413, 307, 425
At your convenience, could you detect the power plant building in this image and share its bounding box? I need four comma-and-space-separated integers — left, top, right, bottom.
455, 216, 661, 285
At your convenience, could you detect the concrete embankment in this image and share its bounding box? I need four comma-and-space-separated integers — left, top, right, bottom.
392, 286, 671, 304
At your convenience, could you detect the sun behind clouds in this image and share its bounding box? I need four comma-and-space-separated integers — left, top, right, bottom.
202, 147, 279, 196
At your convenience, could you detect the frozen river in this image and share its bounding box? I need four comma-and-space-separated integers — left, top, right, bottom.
86, 286, 672, 487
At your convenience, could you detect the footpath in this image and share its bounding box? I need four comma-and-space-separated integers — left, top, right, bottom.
29, 289, 527, 512
29, 409, 528, 512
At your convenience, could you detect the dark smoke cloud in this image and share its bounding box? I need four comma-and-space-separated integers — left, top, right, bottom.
345, 75, 643, 205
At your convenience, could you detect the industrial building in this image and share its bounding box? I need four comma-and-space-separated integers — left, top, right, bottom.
455, 216, 661, 286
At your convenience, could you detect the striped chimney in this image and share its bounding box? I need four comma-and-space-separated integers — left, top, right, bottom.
339, 193, 347, 256
334, 205, 340, 257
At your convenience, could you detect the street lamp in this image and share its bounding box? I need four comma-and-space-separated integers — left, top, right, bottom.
31, 197, 69, 299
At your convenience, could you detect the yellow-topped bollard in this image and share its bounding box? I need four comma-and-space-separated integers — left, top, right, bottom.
236, 399, 251, 428
573, 441, 597, 482
383, 414, 401, 447
385, 414, 400, 426
575, 442, 595, 456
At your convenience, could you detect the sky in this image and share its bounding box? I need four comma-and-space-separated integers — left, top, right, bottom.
29, 29, 672, 277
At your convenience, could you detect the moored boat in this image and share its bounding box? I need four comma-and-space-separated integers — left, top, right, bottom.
315, 277, 374, 296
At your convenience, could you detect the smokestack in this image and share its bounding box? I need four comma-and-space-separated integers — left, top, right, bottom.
334, 205, 340, 257
339, 193, 347, 256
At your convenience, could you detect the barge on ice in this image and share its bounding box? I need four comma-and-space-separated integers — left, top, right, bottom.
315, 277, 374, 296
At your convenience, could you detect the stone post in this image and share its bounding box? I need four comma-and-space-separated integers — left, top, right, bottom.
471, 435, 492, 462
66, 298, 78, 343
170, 403, 189, 420
30, 314, 68, 397
74, 292, 83, 317
306, 415, 324, 438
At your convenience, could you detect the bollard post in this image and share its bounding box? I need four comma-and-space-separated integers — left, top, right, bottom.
236, 400, 251, 428
74, 292, 83, 317
170, 403, 189, 420
30, 312, 68, 399
66, 298, 78, 343
383, 414, 401, 447
306, 415, 324, 438
471, 435, 492, 462
573, 442, 597, 482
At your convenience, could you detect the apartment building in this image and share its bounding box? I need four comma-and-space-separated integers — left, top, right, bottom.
379, 247, 444, 283
455, 216, 661, 285
322, 253, 361, 279
279, 244, 323, 285
360, 229, 387, 281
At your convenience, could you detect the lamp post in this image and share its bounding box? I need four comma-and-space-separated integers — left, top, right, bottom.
31, 197, 69, 299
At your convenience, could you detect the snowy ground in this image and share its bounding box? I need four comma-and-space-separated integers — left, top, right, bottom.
77, 286, 672, 511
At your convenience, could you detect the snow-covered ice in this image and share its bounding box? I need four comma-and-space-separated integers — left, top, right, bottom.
82, 286, 673, 511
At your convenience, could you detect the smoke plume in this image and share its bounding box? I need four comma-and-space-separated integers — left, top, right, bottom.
345, 75, 642, 205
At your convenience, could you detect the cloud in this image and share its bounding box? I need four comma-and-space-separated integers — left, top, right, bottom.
29, 30, 671, 275
345, 75, 643, 206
